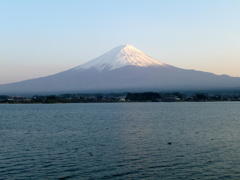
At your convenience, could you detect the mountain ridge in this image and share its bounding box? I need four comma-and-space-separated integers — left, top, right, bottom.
0, 44, 240, 94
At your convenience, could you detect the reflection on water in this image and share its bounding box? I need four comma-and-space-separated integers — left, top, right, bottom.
1, 102, 240, 179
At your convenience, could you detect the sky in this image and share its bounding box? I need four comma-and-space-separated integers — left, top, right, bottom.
0, 0, 240, 84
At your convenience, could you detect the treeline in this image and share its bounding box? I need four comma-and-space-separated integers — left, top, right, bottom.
125, 92, 240, 102
1, 92, 240, 104
0, 94, 125, 104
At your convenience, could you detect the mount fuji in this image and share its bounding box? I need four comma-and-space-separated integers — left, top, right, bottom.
1, 44, 240, 94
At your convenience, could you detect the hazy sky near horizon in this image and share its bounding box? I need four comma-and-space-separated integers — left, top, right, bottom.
1, 0, 240, 84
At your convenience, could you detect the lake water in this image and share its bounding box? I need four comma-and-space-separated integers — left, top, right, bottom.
1, 102, 240, 180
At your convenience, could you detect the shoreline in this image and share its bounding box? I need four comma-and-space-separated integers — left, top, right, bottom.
1, 92, 240, 104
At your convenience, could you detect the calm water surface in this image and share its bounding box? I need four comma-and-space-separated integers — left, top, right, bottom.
1, 102, 240, 180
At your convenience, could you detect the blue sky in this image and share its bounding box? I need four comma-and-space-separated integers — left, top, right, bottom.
1, 0, 240, 84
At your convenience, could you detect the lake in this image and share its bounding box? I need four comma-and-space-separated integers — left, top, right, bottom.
0, 102, 240, 179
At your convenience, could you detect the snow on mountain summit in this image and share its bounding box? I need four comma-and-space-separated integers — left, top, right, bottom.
75, 44, 166, 71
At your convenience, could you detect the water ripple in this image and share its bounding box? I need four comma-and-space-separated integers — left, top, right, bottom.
1, 102, 240, 179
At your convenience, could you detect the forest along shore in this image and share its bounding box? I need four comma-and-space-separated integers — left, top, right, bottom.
1, 92, 240, 104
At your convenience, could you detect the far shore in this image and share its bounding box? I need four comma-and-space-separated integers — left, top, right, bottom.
1, 92, 240, 104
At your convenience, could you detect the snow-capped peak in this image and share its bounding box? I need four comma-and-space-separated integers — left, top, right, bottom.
75, 44, 166, 71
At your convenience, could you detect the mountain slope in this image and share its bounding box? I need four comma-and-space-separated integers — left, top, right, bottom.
0, 44, 240, 94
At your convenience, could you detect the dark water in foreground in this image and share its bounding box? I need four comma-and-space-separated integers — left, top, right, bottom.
1, 102, 240, 180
